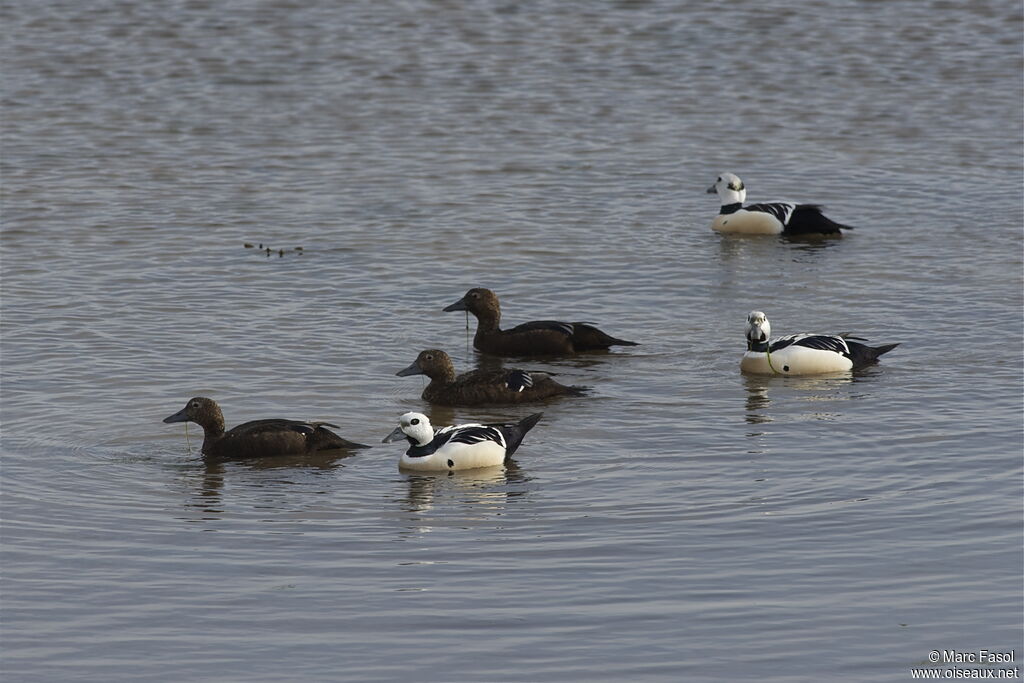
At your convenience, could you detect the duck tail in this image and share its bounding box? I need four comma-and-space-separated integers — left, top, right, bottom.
566, 384, 590, 397
571, 323, 639, 349
314, 425, 371, 450
871, 342, 900, 358
502, 412, 543, 458
847, 340, 900, 369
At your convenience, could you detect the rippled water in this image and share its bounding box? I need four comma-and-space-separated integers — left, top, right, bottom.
2, 0, 1022, 680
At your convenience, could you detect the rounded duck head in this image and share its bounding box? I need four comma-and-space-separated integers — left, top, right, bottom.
443, 287, 501, 322
382, 412, 435, 446
746, 311, 771, 345
707, 172, 747, 205
163, 396, 225, 433
396, 349, 457, 382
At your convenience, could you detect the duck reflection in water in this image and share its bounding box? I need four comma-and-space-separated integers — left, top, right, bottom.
399, 459, 530, 516
184, 450, 358, 519
742, 373, 857, 428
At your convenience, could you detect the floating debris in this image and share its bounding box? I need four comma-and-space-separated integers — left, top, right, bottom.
244, 243, 306, 257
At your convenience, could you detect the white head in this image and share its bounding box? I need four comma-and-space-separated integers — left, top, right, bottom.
746, 310, 771, 344
707, 172, 746, 205
383, 412, 435, 446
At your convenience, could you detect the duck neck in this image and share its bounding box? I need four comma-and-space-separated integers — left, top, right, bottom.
474, 305, 500, 333
431, 363, 458, 386
198, 414, 226, 454
748, 339, 769, 353
720, 202, 743, 215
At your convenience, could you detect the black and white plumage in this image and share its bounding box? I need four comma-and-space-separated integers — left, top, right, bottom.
707, 172, 853, 236
382, 412, 543, 471
742, 311, 899, 375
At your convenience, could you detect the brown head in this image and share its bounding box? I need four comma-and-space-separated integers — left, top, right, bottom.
396, 349, 457, 383
442, 287, 501, 326
163, 396, 226, 436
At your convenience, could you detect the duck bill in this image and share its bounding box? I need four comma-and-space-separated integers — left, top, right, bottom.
382, 426, 407, 443
442, 297, 467, 312
163, 407, 189, 424
395, 361, 424, 377
706, 184, 717, 194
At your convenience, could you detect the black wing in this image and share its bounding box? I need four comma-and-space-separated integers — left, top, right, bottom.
744, 202, 795, 225
505, 369, 534, 392
778, 334, 850, 355
447, 425, 504, 447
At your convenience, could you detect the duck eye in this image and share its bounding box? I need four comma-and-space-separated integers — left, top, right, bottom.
424, 354, 433, 361
410, 418, 420, 425
470, 292, 478, 299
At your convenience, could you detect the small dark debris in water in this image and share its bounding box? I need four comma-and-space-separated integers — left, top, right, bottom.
244, 243, 308, 258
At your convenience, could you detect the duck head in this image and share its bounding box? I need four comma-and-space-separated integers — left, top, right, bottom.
396, 349, 456, 382
383, 412, 435, 446
707, 172, 746, 205
163, 396, 225, 434
746, 311, 771, 349
443, 287, 500, 321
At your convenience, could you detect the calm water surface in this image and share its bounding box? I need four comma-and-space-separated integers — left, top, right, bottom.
2, 0, 1022, 681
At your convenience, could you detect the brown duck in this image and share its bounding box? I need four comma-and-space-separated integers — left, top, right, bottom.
163, 397, 369, 460
443, 287, 638, 356
396, 349, 587, 406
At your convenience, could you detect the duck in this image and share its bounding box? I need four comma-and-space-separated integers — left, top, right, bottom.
382, 411, 542, 471
396, 349, 587, 406
443, 287, 638, 356
163, 396, 369, 460
742, 311, 899, 375
707, 172, 853, 236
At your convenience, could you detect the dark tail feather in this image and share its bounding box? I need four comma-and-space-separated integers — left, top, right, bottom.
848, 341, 899, 369
787, 204, 854, 235
566, 384, 590, 397
571, 322, 639, 349
314, 426, 371, 450
502, 412, 543, 458
871, 342, 900, 358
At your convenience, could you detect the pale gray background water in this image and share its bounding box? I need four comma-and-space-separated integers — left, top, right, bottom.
2, 0, 1022, 681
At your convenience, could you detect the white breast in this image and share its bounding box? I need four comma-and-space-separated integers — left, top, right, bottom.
712, 210, 784, 235
741, 346, 853, 375
400, 440, 507, 471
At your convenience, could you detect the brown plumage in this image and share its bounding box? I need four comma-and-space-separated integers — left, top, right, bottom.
396, 349, 587, 406
163, 397, 369, 461
442, 287, 638, 356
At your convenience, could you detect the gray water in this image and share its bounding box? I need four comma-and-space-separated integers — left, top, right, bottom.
2, 0, 1022, 681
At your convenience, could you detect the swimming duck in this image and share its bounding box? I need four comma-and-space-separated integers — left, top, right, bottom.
707, 172, 853, 236
443, 287, 638, 356
396, 349, 587, 406
163, 396, 369, 460
742, 311, 899, 375
382, 411, 542, 471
